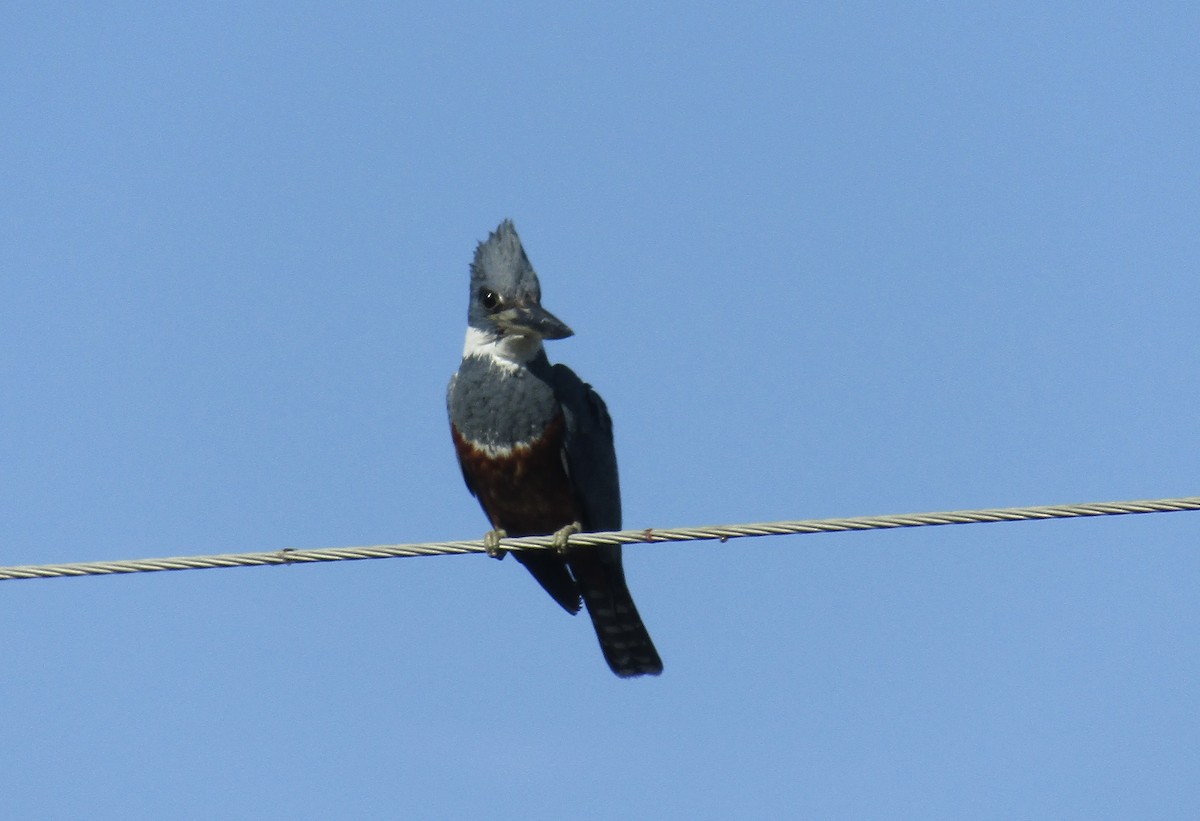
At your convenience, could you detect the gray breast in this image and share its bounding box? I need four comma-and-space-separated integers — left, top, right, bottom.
447, 355, 560, 449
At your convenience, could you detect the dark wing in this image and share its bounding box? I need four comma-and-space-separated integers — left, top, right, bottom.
552, 365, 661, 676
550, 364, 621, 532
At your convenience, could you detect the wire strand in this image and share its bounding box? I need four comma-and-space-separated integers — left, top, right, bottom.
2, 495, 1198, 582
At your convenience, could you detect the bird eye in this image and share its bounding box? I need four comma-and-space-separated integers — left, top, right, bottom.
479, 289, 500, 310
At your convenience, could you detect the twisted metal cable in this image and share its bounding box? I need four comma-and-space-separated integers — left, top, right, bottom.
1, 495, 1198, 582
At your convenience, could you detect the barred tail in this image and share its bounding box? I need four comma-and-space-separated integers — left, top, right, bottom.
570, 549, 663, 677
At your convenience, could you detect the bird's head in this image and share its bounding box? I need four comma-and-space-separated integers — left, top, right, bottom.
464, 221, 573, 363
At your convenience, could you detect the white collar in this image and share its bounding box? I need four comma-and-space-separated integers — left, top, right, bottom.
462, 326, 543, 371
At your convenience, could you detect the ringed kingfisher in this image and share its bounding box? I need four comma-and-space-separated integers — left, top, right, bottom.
447, 220, 662, 678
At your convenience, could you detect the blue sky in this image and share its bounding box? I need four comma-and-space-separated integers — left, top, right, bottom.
2, 3, 1198, 818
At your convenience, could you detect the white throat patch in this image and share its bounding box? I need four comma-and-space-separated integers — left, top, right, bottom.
463, 326, 543, 371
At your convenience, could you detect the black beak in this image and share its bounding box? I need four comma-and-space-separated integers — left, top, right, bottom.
498, 303, 574, 340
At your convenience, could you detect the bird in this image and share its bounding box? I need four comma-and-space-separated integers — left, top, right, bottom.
447, 220, 663, 677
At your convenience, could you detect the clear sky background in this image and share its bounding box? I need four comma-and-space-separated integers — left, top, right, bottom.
3, 3, 1198, 819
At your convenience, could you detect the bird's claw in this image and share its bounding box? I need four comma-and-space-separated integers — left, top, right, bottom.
483, 528, 508, 559
551, 521, 582, 555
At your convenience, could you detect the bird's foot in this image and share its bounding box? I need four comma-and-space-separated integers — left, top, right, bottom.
551, 521, 582, 555
483, 528, 508, 559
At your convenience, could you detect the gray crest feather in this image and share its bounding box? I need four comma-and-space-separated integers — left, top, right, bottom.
470, 220, 541, 301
